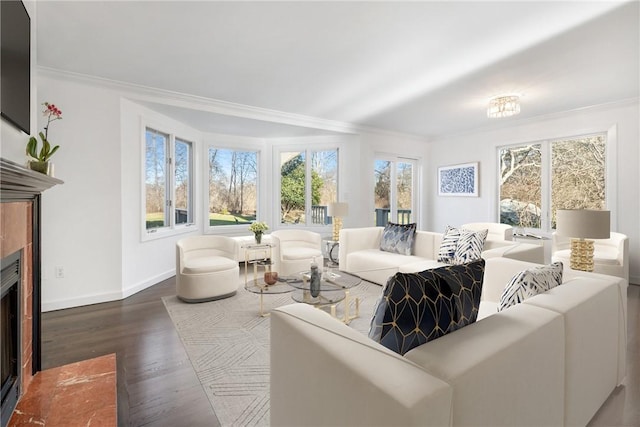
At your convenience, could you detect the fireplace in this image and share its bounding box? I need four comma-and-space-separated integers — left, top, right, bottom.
0, 158, 62, 424
1, 251, 22, 427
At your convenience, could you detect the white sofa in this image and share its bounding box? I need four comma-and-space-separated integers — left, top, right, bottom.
339, 226, 544, 285
270, 257, 628, 427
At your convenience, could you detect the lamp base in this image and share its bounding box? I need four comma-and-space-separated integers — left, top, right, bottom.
570, 238, 594, 272
332, 217, 343, 242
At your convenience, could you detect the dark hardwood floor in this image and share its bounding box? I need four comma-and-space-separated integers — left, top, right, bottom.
41, 276, 219, 427
42, 278, 639, 427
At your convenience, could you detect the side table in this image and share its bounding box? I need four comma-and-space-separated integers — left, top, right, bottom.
324, 239, 339, 267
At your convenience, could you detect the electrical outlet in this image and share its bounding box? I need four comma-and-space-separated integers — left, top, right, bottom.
55, 266, 64, 278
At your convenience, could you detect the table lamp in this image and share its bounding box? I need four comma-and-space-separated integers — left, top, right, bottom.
328, 202, 349, 241
556, 209, 610, 272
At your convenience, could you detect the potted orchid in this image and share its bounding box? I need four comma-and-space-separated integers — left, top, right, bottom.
249, 221, 269, 244
26, 102, 62, 175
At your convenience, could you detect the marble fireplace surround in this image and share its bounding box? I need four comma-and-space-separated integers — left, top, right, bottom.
0, 158, 62, 423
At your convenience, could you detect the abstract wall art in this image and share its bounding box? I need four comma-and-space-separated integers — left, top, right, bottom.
438, 162, 478, 196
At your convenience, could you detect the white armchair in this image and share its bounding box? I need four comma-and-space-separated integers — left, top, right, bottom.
460, 222, 513, 241
270, 230, 323, 276
551, 231, 629, 281
176, 235, 240, 302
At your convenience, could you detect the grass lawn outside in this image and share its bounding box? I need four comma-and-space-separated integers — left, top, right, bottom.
145, 212, 256, 227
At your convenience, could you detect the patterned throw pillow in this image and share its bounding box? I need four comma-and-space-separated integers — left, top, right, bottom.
369, 259, 485, 355
379, 222, 417, 256
452, 228, 488, 264
437, 225, 461, 263
498, 262, 564, 311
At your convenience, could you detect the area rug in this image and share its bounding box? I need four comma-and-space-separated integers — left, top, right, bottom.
162, 278, 382, 426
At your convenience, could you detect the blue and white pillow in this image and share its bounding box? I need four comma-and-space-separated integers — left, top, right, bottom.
452, 228, 488, 264
437, 225, 461, 263
380, 222, 417, 256
498, 262, 564, 311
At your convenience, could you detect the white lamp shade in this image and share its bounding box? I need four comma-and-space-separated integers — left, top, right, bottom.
327, 202, 349, 217
556, 209, 610, 239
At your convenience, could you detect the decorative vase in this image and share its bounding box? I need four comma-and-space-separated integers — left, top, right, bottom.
310, 260, 321, 298
254, 232, 262, 244
27, 160, 51, 175
264, 271, 278, 286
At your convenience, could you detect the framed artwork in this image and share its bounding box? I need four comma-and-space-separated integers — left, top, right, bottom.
438, 162, 478, 196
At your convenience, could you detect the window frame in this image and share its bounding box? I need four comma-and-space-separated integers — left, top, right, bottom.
373, 154, 419, 227
274, 143, 341, 229
141, 123, 196, 242
205, 142, 262, 234
496, 128, 616, 234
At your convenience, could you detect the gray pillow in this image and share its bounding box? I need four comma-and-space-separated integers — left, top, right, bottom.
380, 222, 416, 256
498, 262, 564, 311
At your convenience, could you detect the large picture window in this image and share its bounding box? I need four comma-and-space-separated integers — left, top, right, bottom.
144, 127, 194, 233
499, 133, 606, 232
208, 147, 258, 227
279, 148, 338, 226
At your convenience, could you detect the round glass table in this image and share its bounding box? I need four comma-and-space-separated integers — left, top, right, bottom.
244, 279, 293, 317
283, 270, 362, 323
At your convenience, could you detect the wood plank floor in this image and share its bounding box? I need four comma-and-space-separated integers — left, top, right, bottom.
41, 276, 219, 427
42, 277, 639, 427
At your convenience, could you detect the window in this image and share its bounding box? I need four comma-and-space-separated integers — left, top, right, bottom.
144, 127, 194, 233
279, 148, 338, 226
373, 157, 417, 226
208, 147, 258, 227
499, 134, 606, 232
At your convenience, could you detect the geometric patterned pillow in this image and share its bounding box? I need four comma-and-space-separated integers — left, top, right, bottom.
380, 222, 417, 256
369, 259, 485, 355
437, 225, 462, 263
498, 262, 564, 311
452, 228, 488, 264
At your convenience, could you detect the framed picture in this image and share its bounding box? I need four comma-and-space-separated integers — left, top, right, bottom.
438, 162, 478, 197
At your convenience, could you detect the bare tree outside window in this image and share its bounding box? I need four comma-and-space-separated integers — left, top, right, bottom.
499, 134, 606, 231
209, 148, 258, 226
145, 129, 168, 229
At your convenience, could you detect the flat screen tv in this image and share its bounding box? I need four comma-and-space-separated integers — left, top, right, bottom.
1, 0, 31, 135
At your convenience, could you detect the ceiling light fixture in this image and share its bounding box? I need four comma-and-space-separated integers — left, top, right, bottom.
487, 95, 521, 118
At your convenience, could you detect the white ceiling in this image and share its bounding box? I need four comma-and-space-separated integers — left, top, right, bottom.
36, 1, 640, 139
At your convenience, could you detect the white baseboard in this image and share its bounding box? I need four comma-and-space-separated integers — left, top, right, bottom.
42, 269, 176, 312
122, 269, 176, 299
42, 290, 124, 312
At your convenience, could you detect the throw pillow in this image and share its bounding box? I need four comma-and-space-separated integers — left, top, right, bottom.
437, 225, 461, 263
498, 262, 564, 311
452, 228, 488, 264
379, 222, 417, 256
369, 259, 485, 355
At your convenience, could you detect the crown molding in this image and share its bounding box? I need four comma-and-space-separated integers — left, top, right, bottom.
37, 66, 429, 142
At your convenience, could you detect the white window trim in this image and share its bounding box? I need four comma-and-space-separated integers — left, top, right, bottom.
140, 120, 197, 242
373, 153, 421, 228
496, 127, 617, 234
273, 141, 342, 231
204, 139, 264, 235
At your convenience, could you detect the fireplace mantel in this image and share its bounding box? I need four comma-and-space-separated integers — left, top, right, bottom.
1, 158, 63, 200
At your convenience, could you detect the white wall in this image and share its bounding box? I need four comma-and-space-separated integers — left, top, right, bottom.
35, 74, 124, 310
427, 100, 640, 283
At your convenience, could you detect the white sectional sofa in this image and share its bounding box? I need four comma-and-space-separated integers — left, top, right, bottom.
270, 257, 628, 427
339, 226, 544, 285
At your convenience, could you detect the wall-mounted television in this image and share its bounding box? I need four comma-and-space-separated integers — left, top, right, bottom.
1, 0, 31, 135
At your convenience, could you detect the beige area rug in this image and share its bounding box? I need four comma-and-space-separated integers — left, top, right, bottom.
162, 278, 382, 426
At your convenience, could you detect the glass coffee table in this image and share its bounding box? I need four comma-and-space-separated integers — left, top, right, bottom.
245, 280, 293, 317
283, 270, 362, 324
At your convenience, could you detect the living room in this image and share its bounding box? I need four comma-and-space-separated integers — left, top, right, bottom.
1, 1, 638, 426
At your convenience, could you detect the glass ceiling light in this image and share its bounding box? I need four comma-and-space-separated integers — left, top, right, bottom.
487, 95, 521, 118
